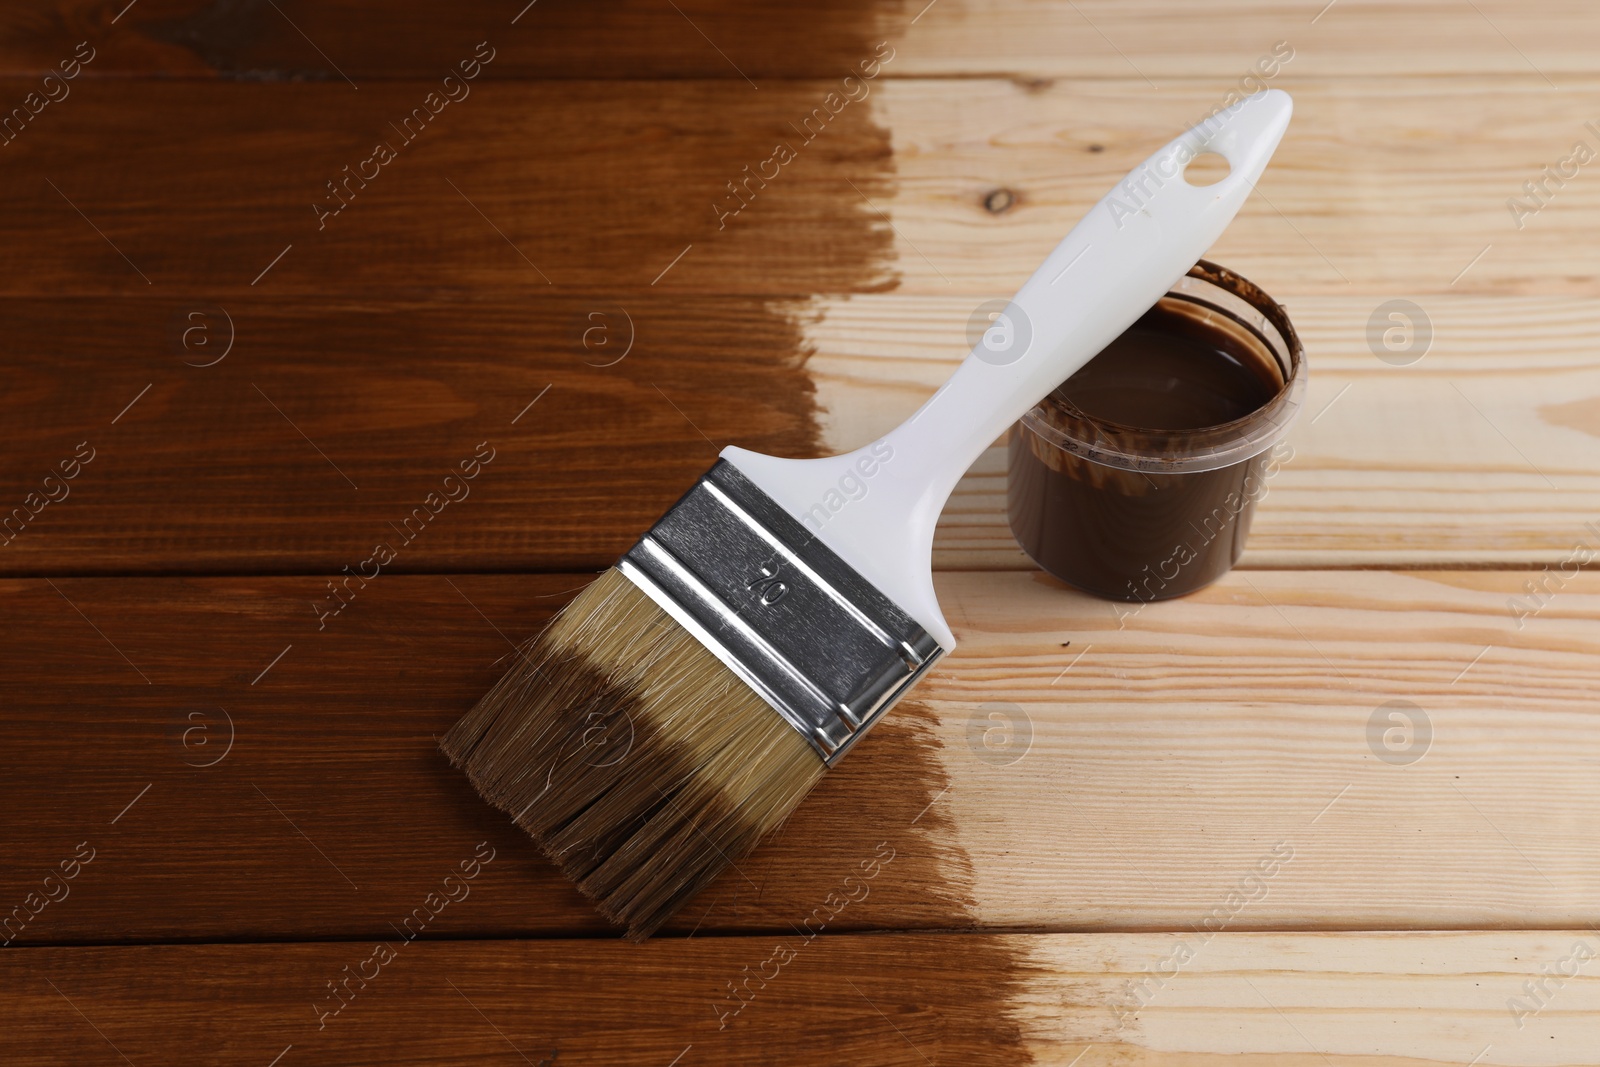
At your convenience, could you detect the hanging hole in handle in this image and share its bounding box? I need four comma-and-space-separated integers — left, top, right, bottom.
1183, 151, 1231, 187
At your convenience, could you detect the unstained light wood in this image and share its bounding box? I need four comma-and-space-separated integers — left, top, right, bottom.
808, 293, 1600, 568
873, 76, 1600, 296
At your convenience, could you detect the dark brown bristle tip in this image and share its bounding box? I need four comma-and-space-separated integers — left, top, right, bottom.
440, 568, 827, 940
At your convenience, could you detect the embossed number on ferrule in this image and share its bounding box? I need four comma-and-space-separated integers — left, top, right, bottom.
747, 559, 789, 606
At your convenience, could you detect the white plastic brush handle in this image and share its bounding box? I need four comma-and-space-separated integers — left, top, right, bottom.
724, 90, 1293, 651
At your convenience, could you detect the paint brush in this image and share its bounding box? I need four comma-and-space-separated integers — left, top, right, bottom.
441, 91, 1293, 939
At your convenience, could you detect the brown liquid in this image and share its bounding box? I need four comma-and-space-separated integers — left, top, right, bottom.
1061, 305, 1277, 430
1008, 297, 1288, 602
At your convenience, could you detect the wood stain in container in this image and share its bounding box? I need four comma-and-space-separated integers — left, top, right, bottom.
1007, 260, 1305, 602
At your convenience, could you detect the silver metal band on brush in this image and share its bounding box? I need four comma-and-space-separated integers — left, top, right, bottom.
618, 460, 943, 765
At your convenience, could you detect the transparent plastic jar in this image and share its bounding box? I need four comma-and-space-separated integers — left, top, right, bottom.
1007, 260, 1305, 602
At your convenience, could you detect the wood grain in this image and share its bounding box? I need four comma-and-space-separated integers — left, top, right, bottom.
0, 573, 976, 943
0, 73, 897, 574
809, 293, 1600, 568
2, 1, 1597, 1060
0, 0, 910, 80
0, 295, 822, 575
0, 1, 1588, 82
895, 0, 1592, 81
4, 76, 1599, 299
4, 286, 1597, 574
873, 76, 1600, 296
0, 75, 1594, 575
9, 932, 1600, 1065
4, 568, 1598, 944
0, 76, 1595, 572
0, 80, 897, 296
930, 568, 1600, 932
6, 288, 1597, 574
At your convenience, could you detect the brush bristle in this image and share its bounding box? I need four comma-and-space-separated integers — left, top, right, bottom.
440, 567, 827, 940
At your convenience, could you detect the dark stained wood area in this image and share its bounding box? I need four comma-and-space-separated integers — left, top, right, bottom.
0, 1, 997, 1061
0, 0, 910, 81
0, 81, 896, 296
0, 295, 826, 575
2, 935, 1030, 1065
0, 575, 978, 944
0, 73, 900, 576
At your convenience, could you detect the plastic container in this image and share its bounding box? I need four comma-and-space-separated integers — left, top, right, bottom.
1006, 259, 1305, 602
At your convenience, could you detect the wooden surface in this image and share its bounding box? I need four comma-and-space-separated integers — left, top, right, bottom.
14, 932, 1600, 1065
3, 1, 1599, 1064
12, 79, 1600, 568
6, 568, 1600, 945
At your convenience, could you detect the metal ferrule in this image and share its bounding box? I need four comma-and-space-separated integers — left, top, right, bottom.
618, 460, 944, 766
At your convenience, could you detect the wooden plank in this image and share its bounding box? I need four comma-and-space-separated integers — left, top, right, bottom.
3, 289, 1596, 575
809, 293, 1600, 568
0, 1, 1590, 81
8, 931, 1600, 1064
896, 0, 1594, 80
3, 76, 1598, 300
928, 568, 1600, 932
0, 572, 969, 943
0, 73, 895, 574
0, 0, 908, 80
4, 287, 1595, 574
0, 295, 821, 575
4, 569, 1598, 944
875, 76, 1600, 296
0, 80, 896, 296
